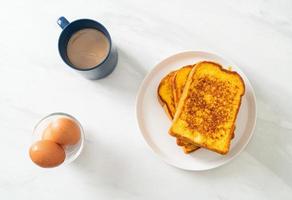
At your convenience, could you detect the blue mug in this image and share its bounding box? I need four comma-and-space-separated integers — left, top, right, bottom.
57, 16, 118, 80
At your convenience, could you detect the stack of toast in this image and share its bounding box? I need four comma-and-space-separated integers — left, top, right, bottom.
157, 61, 245, 155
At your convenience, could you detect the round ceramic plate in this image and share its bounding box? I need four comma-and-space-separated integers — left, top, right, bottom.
136, 51, 257, 171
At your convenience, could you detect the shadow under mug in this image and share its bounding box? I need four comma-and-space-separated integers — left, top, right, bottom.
57, 16, 118, 80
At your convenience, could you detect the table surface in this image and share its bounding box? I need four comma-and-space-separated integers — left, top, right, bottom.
1, 0, 292, 199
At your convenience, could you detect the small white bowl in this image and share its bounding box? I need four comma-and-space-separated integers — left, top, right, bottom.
32, 112, 85, 165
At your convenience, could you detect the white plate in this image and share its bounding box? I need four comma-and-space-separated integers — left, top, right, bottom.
136, 51, 257, 171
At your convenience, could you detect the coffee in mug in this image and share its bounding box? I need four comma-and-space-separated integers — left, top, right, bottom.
58, 17, 118, 80
67, 28, 110, 69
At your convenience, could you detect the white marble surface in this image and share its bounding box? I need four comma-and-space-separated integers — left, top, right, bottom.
0, 0, 291, 199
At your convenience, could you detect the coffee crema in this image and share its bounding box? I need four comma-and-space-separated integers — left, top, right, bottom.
67, 28, 110, 69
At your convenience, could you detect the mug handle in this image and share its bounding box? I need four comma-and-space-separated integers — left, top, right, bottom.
57, 16, 70, 29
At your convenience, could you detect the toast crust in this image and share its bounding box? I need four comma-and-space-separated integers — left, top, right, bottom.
177, 137, 200, 153
157, 68, 200, 153
169, 61, 245, 154
157, 71, 177, 119
172, 65, 200, 153
172, 65, 193, 107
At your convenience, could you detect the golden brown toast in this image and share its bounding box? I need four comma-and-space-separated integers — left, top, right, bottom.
171, 65, 200, 153
158, 68, 199, 153
173, 65, 193, 107
169, 61, 245, 154
157, 71, 176, 119
176, 138, 199, 153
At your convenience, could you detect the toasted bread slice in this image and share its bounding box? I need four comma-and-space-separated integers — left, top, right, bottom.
172, 65, 200, 153
176, 138, 200, 153
158, 69, 200, 153
169, 61, 245, 154
157, 71, 176, 119
173, 65, 193, 107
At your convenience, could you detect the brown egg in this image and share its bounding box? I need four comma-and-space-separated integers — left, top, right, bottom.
29, 140, 65, 168
42, 117, 81, 145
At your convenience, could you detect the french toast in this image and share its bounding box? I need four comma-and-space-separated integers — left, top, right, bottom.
157, 71, 176, 119
172, 66, 200, 153
172, 65, 193, 107
176, 138, 199, 153
158, 68, 199, 153
169, 61, 245, 154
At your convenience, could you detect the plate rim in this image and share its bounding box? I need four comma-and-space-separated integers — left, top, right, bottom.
135, 50, 257, 171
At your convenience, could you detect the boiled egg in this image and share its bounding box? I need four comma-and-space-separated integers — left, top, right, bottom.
42, 117, 81, 145
29, 140, 65, 168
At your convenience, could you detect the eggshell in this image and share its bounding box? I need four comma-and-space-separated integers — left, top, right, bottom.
42, 117, 81, 145
29, 140, 65, 168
